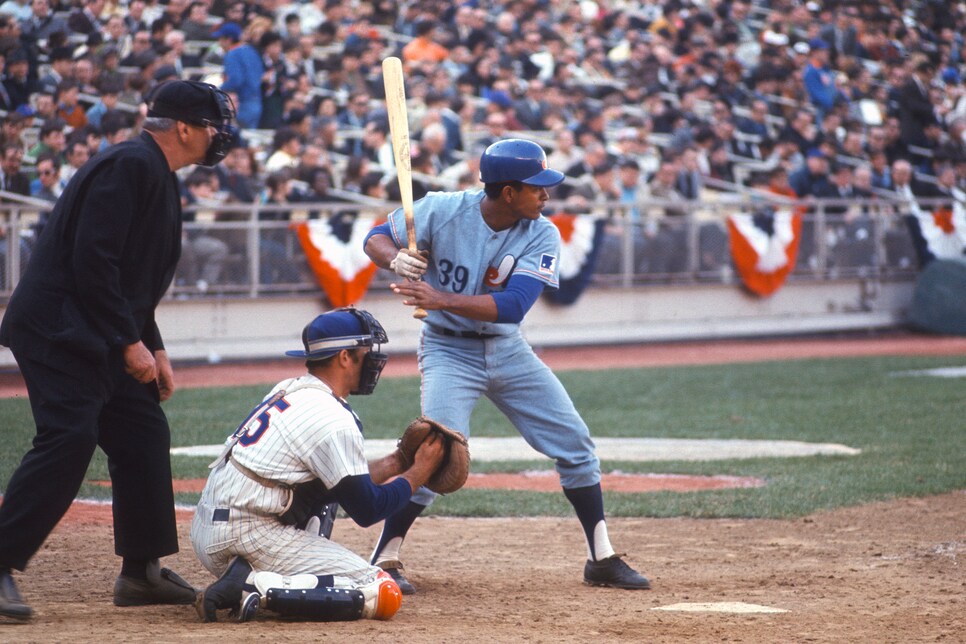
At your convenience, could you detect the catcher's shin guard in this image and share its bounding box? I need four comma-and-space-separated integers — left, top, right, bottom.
265, 586, 366, 621
261, 571, 402, 621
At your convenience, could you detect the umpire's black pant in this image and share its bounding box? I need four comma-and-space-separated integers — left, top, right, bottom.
0, 350, 179, 571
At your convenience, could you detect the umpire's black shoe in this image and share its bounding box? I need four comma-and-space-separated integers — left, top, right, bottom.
0, 570, 32, 620
583, 554, 651, 590
194, 557, 253, 622
376, 561, 416, 595
114, 559, 197, 607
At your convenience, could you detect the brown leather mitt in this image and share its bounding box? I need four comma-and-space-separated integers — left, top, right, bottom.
397, 417, 470, 494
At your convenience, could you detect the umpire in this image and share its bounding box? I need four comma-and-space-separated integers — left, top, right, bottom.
0, 80, 236, 620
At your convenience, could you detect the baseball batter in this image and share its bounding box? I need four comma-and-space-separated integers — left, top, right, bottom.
190, 308, 445, 622
363, 139, 651, 592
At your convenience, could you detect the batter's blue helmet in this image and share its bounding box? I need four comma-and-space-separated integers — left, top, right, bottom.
479, 139, 565, 187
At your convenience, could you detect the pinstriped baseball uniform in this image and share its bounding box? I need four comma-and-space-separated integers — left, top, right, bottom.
190, 374, 382, 587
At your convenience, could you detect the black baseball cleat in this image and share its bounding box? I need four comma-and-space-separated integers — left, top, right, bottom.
195, 557, 254, 622
583, 554, 651, 590
376, 561, 416, 595
114, 559, 197, 607
0, 570, 32, 620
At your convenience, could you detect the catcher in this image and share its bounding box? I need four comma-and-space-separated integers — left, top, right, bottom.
189, 308, 467, 622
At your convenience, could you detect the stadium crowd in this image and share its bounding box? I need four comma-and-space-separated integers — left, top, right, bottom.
0, 0, 964, 286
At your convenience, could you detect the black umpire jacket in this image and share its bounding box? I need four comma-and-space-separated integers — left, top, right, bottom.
0, 132, 182, 373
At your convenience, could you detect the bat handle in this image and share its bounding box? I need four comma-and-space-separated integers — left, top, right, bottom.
407, 275, 428, 319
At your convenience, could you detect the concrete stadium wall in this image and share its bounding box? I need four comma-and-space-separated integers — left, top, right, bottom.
0, 278, 915, 368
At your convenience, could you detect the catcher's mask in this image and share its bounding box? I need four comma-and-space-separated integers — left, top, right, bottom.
145, 79, 238, 167
285, 307, 389, 395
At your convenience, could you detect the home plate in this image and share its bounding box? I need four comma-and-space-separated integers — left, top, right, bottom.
652, 602, 788, 614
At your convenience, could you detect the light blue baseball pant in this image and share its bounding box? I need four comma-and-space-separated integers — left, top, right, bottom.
411, 326, 601, 506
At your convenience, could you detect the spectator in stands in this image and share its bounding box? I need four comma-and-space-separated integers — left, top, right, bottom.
416, 122, 456, 175
55, 80, 88, 129
0, 113, 28, 150
163, 29, 199, 76
98, 109, 132, 150
67, 0, 105, 37
513, 78, 550, 131
820, 6, 860, 66
675, 147, 704, 200
27, 119, 66, 162
59, 139, 89, 188
121, 29, 153, 66
38, 46, 75, 96
0, 0, 31, 22
0, 144, 29, 196
336, 90, 372, 156
30, 90, 57, 122
645, 155, 689, 274
2, 49, 32, 112
259, 169, 304, 285
179, 1, 212, 42
736, 98, 773, 146
215, 22, 263, 129
264, 126, 301, 173
0, 143, 31, 286
85, 78, 122, 128
217, 143, 259, 204
547, 128, 580, 176
779, 108, 821, 156
815, 162, 856, 215
789, 148, 831, 198
20, 0, 69, 61
596, 156, 649, 275
258, 30, 297, 129
72, 56, 98, 98
100, 15, 128, 54
30, 152, 61, 203
180, 168, 231, 291
898, 59, 940, 158
402, 19, 449, 67
765, 167, 797, 199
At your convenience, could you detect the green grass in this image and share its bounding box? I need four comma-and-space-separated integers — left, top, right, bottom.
2, 354, 964, 519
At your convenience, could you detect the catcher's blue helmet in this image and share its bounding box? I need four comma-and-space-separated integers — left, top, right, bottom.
479, 139, 565, 187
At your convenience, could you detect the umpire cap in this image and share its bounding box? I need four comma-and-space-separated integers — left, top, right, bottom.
285, 308, 388, 360
479, 139, 565, 187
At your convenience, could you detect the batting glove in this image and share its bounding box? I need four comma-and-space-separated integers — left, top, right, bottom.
390, 248, 429, 280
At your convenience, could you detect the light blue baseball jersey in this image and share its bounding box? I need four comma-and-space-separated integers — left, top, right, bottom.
382, 189, 600, 506
386, 190, 560, 335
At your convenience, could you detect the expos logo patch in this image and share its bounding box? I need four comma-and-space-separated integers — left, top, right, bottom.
484, 255, 516, 288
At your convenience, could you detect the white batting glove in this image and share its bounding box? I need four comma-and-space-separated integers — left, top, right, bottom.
389, 248, 429, 280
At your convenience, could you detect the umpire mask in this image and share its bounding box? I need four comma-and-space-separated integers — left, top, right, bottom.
145, 80, 238, 167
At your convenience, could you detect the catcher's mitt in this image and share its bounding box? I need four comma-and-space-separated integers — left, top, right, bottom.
397, 416, 470, 494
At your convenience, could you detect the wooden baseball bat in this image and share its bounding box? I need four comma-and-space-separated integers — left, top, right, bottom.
382, 56, 427, 320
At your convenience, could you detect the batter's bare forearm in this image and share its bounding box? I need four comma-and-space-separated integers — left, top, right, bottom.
436, 292, 499, 322
364, 233, 398, 270
391, 280, 498, 322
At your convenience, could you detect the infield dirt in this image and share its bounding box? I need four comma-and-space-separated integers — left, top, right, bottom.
1, 332, 964, 642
